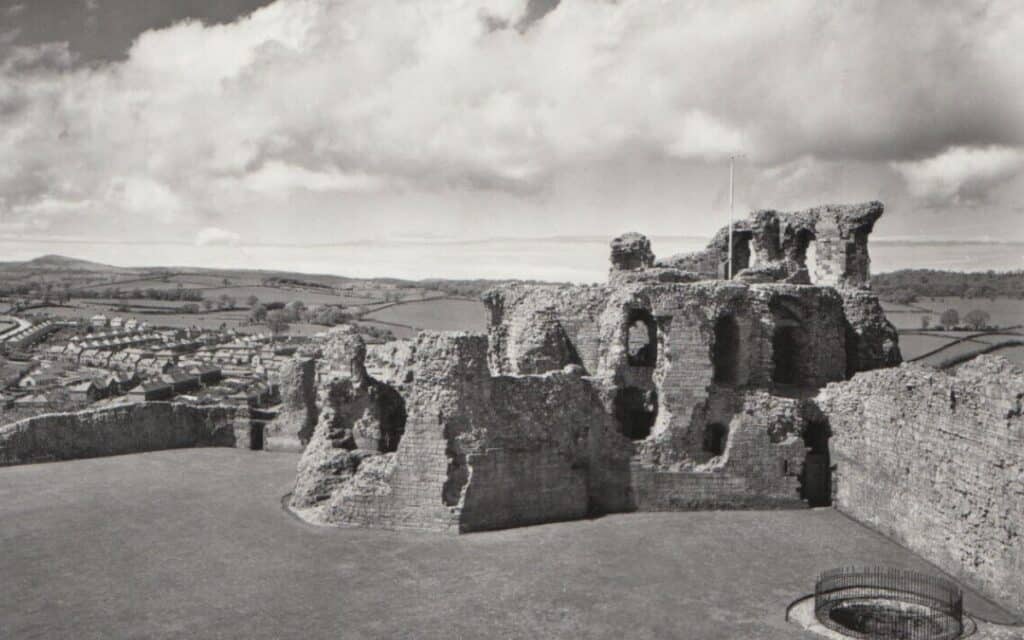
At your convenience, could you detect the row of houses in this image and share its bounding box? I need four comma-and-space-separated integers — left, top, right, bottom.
89, 315, 147, 331
1, 320, 68, 349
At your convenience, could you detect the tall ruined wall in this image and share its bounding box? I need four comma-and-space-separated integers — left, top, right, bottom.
264, 357, 318, 452
840, 288, 902, 374
482, 284, 608, 375
817, 356, 1024, 614
631, 393, 808, 510
0, 402, 240, 466
652, 201, 885, 289
291, 330, 629, 533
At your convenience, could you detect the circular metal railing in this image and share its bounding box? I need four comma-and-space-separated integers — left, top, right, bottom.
814, 567, 963, 640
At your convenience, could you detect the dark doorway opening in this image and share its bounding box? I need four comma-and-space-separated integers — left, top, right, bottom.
703, 423, 728, 456
250, 423, 265, 451
772, 325, 805, 385
800, 421, 831, 506
613, 387, 658, 440
626, 309, 657, 367
712, 315, 740, 384
844, 324, 859, 379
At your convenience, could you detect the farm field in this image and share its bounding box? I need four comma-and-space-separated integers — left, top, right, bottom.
356, 319, 417, 340
913, 340, 997, 368
987, 345, 1024, 366
882, 296, 1024, 330
363, 298, 487, 332
196, 285, 379, 306
895, 333, 959, 360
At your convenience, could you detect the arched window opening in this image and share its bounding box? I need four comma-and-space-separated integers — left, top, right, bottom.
805, 239, 819, 282
788, 228, 818, 283
712, 315, 740, 384
800, 421, 831, 507
612, 387, 658, 440
626, 309, 657, 367
703, 423, 728, 456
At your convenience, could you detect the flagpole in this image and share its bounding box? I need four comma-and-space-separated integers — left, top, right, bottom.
728, 156, 735, 280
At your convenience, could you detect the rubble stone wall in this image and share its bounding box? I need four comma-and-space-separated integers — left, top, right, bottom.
818, 357, 1024, 614
264, 357, 317, 452
0, 402, 240, 466
290, 202, 910, 535
291, 331, 628, 533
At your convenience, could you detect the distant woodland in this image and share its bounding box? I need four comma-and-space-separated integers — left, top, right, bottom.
872, 270, 1024, 303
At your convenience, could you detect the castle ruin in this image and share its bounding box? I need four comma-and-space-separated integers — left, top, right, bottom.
286, 201, 901, 531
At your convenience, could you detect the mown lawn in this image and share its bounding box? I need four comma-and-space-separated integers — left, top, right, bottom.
0, 449, 1013, 640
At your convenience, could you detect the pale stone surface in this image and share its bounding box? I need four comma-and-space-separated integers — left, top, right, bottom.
290, 327, 405, 509
263, 357, 317, 452
818, 356, 1024, 615
0, 402, 240, 465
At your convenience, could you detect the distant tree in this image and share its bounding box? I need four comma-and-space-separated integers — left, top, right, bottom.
202, 299, 216, 311
250, 303, 268, 323
245, 295, 259, 308
964, 309, 991, 330
939, 308, 960, 329
266, 310, 290, 336
182, 303, 200, 314
222, 278, 231, 286
920, 316, 930, 330
284, 300, 306, 322
311, 305, 350, 326
890, 291, 917, 305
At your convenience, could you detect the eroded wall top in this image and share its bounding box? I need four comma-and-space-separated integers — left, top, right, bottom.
612, 201, 885, 288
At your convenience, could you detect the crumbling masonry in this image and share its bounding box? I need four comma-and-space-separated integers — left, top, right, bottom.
287, 201, 902, 533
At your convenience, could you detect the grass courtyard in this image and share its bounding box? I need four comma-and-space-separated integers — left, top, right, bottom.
0, 449, 1014, 639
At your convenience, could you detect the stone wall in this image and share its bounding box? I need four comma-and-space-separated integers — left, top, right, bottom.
817, 356, 1024, 614
291, 203, 906, 534
0, 402, 241, 466
290, 330, 629, 533
264, 357, 317, 452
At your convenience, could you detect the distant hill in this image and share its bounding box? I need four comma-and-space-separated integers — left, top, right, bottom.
19, 255, 133, 273
872, 269, 1024, 302
0, 254, 554, 295
0, 254, 136, 275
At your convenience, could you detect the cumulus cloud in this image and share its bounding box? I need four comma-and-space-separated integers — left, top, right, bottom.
240, 162, 387, 193
893, 146, 1024, 206
0, 0, 1021, 241
195, 227, 242, 246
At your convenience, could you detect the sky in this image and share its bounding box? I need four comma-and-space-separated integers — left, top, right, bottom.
1, 0, 1022, 280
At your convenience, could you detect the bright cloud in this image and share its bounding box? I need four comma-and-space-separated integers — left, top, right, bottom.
892, 146, 1024, 205
0, 0, 1022, 246
195, 227, 242, 246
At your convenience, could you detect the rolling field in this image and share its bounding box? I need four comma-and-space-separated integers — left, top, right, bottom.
895, 333, 959, 360
363, 298, 487, 332
356, 319, 418, 340
196, 284, 379, 306
882, 296, 1024, 330
885, 296, 1024, 367
987, 345, 1024, 366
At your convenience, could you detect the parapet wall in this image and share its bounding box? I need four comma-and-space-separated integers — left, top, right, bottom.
0, 402, 241, 466
817, 356, 1024, 614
